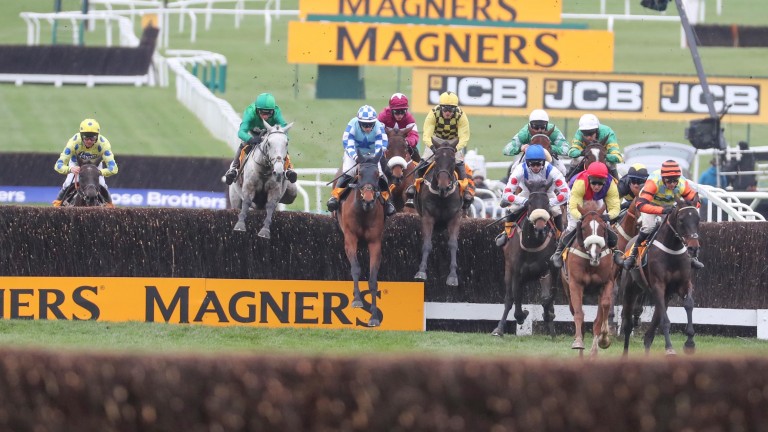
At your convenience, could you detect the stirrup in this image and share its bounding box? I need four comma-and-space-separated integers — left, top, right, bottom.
385, 202, 396, 216
286, 170, 297, 183
405, 198, 415, 208
495, 233, 507, 247
225, 168, 238, 185
551, 252, 563, 268
623, 256, 637, 270
327, 197, 339, 212
691, 257, 704, 269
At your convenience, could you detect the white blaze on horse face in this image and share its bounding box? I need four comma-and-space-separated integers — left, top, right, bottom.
589, 147, 601, 162
583, 219, 606, 250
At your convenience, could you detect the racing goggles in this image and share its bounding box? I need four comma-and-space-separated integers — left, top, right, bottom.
81, 133, 98, 140
392, 109, 407, 115
581, 128, 598, 137
359, 121, 375, 129
258, 109, 274, 116
529, 121, 547, 130
526, 160, 544, 168
440, 105, 457, 113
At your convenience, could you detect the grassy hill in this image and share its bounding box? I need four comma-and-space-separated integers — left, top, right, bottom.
1, 0, 766, 175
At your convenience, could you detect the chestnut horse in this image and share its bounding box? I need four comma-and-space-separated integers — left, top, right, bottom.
413, 136, 463, 287
620, 199, 701, 356
384, 126, 416, 213
337, 151, 386, 327
491, 178, 558, 338
561, 200, 615, 357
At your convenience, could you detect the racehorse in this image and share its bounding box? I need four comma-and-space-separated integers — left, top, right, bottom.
337, 151, 385, 327
609, 198, 643, 333
566, 142, 607, 182
620, 198, 701, 356
384, 126, 416, 213
491, 179, 558, 338
231, 122, 297, 237
561, 200, 615, 357
71, 156, 109, 207
413, 136, 463, 286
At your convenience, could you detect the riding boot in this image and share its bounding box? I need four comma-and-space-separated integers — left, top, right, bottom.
103, 190, 115, 208
409, 146, 421, 162
495, 207, 524, 247
405, 185, 417, 208
327, 174, 353, 212
609, 166, 620, 182
284, 154, 297, 183
551, 228, 577, 268
553, 213, 564, 233
378, 175, 396, 216
622, 230, 651, 270
225, 143, 246, 185
52, 188, 67, 207
691, 252, 705, 270
455, 161, 474, 208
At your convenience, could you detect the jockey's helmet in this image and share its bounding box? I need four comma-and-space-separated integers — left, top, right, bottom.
529, 109, 549, 123
255, 93, 276, 110
389, 93, 409, 110
628, 163, 649, 180
438, 91, 459, 107
586, 162, 609, 179
357, 105, 377, 122
661, 160, 682, 178
578, 113, 600, 131
79, 119, 100, 140
525, 145, 546, 162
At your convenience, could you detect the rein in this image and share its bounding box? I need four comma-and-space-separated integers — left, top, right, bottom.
249, 131, 287, 174
652, 205, 699, 255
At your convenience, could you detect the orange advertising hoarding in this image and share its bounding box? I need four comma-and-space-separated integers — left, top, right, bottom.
287, 21, 613, 72
0, 278, 425, 331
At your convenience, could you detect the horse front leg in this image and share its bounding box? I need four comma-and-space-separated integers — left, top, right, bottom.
683, 288, 696, 354
491, 264, 514, 337
592, 279, 614, 356
643, 288, 666, 355
414, 216, 435, 281
569, 281, 586, 353
366, 240, 383, 327
540, 271, 556, 338
444, 212, 462, 287
257, 184, 281, 239
345, 236, 363, 309
233, 185, 253, 232
620, 282, 637, 356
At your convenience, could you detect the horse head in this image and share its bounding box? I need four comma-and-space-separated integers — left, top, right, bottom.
582, 142, 607, 169
529, 134, 552, 155
523, 178, 553, 237
76, 163, 103, 206
667, 197, 701, 260
577, 200, 609, 267
355, 150, 382, 212
261, 121, 293, 179
429, 136, 459, 197
385, 125, 414, 185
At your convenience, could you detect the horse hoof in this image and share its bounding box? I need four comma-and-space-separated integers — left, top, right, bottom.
257, 228, 270, 239
514, 310, 530, 324
599, 336, 612, 349
233, 222, 246, 232
491, 328, 504, 337
446, 276, 458, 286
414, 272, 427, 281
684, 342, 696, 355
352, 300, 363, 308
665, 348, 677, 356
572, 339, 585, 350
368, 318, 381, 327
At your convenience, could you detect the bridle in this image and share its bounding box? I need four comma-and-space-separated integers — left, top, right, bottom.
250, 130, 287, 175
656, 205, 700, 256
570, 209, 612, 266
354, 160, 381, 204
426, 145, 457, 194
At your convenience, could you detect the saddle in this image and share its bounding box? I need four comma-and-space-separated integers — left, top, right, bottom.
413, 163, 473, 196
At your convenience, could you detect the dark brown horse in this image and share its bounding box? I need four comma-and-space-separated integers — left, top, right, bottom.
384, 126, 416, 213
71, 157, 109, 207
620, 199, 701, 356
561, 200, 615, 356
566, 142, 607, 182
609, 198, 643, 333
414, 136, 463, 287
337, 152, 386, 327
491, 179, 558, 338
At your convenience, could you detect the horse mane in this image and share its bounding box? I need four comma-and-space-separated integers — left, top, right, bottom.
578, 200, 604, 216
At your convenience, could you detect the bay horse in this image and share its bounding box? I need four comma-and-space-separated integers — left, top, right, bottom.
566, 142, 607, 183
609, 198, 643, 333
491, 178, 558, 338
414, 136, 463, 287
71, 156, 109, 207
620, 198, 701, 356
561, 200, 615, 357
384, 126, 416, 213
231, 122, 297, 237
337, 151, 385, 327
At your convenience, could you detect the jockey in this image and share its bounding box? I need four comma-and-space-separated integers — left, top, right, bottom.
378, 93, 420, 162
406, 91, 473, 208
52, 118, 117, 207
495, 144, 569, 247
502, 108, 569, 175
224, 93, 297, 185
568, 113, 623, 179
621, 160, 703, 270
617, 163, 649, 210
551, 161, 620, 268
327, 105, 395, 216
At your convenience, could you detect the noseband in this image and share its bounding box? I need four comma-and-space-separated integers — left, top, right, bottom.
252, 131, 287, 173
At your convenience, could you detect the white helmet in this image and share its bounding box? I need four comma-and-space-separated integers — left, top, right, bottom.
529, 109, 549, 123
578, 113, 600, 131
